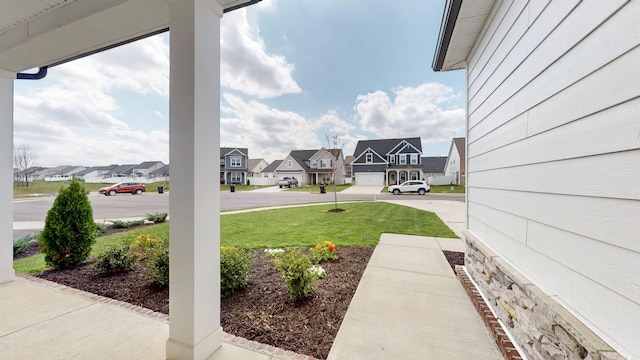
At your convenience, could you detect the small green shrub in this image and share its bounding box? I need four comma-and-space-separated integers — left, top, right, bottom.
147, 243, 169, 287
274, 249, 319, 301
110, 219, 144, 229
39, 179, 97, 269
13, 234, 37, 256
220, 246, 254, 297
95, 222, 110, 236
145, 212, 168, 223
93, 246, 139, 273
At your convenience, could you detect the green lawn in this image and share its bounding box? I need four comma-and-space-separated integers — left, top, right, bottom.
381, 184, 465, 194
14, 201, 456, 274
13, 179, 170, 198
220, 184, 272, 192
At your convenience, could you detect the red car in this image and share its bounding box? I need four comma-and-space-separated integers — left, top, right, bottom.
99, 182, 146, 196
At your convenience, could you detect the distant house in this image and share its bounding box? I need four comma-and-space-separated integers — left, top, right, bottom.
220, 147, 248, 185
421, 156, 447, 177
444, 138, 465, 185
343, 155, 354, 184
44, 165, 86, 181
132, 161, 165, 178
276, 148, 346, 185
261, 160, 282, 183
76, 165, 118, 181
351, 137, 423, 186
247, 159, 269, 177
149, 165, 170, 180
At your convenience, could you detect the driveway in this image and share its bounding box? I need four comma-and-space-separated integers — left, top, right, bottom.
339, 185, 383, 194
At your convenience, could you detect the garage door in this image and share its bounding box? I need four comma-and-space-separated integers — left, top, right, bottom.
355, 173, 384, 185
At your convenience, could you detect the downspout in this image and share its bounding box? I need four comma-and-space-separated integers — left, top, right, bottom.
16, 66, 48, 80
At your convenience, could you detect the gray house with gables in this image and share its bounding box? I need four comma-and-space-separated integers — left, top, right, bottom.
220, 147, 248, 185
351, 137, 423, 186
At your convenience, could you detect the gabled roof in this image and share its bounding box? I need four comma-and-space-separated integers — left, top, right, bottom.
453, 137, 466, 158
262, 160, 282, 173
344, 156, 355, 165
111, 164, 136, 175
221, 148, 248, 158
288, 150, 319, 171
353, 137, 422, 158
151, 165, 170, 175
421, 157, 447, 173
135, 161, 164, 169
248, 158, 266, 171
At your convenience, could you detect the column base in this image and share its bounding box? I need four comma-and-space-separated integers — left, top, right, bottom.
166, 326, 223, 360
0, 268, 15, 284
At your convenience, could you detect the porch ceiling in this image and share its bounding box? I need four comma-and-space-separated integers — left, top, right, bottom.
0, 0, 258, 73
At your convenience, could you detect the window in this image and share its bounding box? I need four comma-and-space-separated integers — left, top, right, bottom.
311, 160, 317, 168
287, 160, 292, 167
366, 153, 373, 163
230, 157, 241, 167
389, 156, 395, 164
410, 154, 418, 164
220, 159, 225, 165
399, 155, 406, 165
320, 159, 332, 168
230, 173, 242, 183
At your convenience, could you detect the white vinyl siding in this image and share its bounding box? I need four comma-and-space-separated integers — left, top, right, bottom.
465, 0, 640, 357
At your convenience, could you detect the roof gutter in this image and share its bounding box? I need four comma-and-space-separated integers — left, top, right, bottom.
432, 0, 462, 72
15, 0, 261, 80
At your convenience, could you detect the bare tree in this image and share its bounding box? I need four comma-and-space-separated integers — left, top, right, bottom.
13, 144, 38, 187
323, 134, 346, 211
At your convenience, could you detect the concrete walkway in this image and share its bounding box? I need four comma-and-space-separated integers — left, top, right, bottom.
327, 234, 501, 360
2, 198, 503, 359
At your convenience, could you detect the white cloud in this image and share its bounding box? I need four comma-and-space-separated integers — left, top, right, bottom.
318, 110, 356, 134
221, 93, 320, 161
354, 83, 465, 143
221, 10, 301, 98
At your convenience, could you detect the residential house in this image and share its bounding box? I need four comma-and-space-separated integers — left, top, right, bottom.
149, 165, 170, 181
261, 160, 282, 185
343, 155, 354, 184
44, 165, 86, 181
76, 165, 118, 181
13, 166, 46, 184
351, 137, 423, 186
109, 164, 136, 178
132, 161, 165, 178
248, 158, 269, 177
434, 1, 638, 358
444, 137, 465, 185
421, 157, 446, 177
276, 148, 346, 186
220, 147, 248, 185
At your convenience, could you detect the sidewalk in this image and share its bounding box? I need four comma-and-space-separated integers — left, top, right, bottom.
327, 234, 501, 360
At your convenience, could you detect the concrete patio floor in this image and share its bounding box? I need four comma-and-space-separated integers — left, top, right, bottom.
2, 198, 502, 359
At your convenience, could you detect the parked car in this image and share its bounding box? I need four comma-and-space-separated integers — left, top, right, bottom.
99, 182, 146, 196
388, 180, 430, 195
278, 177, 299, 188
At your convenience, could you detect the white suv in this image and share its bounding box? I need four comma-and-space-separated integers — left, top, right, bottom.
388, 180, 430, 195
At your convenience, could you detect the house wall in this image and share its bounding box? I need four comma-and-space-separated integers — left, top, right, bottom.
464, 1, 639, 358
445, 145, 462, 185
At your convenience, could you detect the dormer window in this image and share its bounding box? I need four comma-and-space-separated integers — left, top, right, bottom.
230, 157, 241, 167
411, 154, 418, 164
389, 156, 395, 164
366, 153, 373, 163
220, 159, 225, 165
399, 155, 406, 165
311, 160, 317, 168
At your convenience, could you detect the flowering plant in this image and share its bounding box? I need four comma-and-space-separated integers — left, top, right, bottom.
307, 265, 326, 278
131, 233, 161, 259
264, 248, 285, 257
311, 241, 338, 263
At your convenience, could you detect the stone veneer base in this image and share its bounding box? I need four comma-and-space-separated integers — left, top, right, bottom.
462, 231, 625, 360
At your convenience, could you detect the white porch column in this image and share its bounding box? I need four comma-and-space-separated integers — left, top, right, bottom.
166, 0, 222, 359
0, 71, 15, 283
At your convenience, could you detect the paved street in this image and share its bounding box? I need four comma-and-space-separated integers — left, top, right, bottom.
13, 187, 464, 240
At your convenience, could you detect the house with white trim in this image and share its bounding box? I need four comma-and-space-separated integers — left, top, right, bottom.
276, 148, 346, 186
444, 137, 465, 185
351, 137, 423, 186
433, 0, 638, 358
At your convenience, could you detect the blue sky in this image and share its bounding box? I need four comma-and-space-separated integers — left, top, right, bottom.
13, 0, 465, 167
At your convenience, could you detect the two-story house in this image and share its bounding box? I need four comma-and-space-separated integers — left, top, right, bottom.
351, 138, 423, 186
220, 147, 248, 185
276, 148, 346, 185
132, 161, 165, 178
443, 137, 465, 186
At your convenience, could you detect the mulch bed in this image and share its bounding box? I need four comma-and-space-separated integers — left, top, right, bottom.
24, 239, 464, 359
